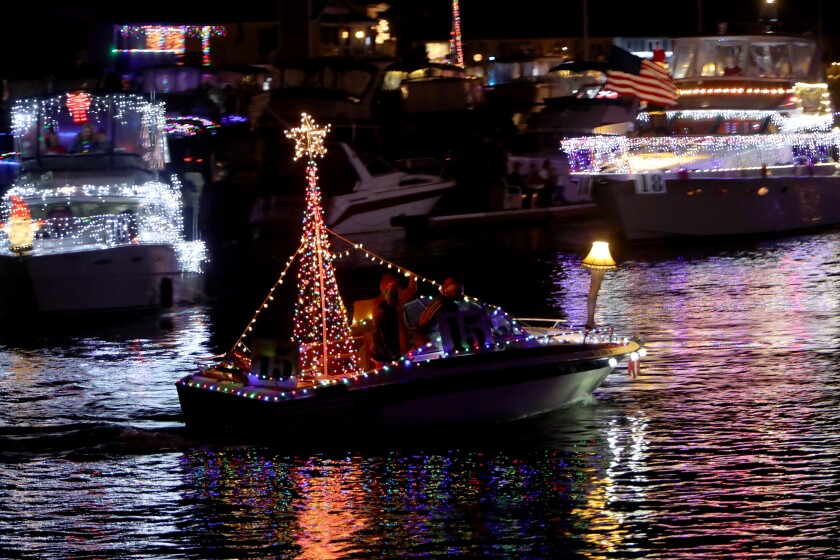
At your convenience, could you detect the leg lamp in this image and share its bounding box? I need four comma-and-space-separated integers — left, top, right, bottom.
582, 241, 616, 329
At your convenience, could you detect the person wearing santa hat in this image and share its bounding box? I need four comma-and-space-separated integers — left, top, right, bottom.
414, 277, 465, 345
370, 271, 417, 364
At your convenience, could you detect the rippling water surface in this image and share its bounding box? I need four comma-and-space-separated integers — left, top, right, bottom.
2, 220, 839, 559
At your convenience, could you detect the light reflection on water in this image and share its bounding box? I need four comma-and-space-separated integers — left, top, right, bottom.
1, 222, 839, 558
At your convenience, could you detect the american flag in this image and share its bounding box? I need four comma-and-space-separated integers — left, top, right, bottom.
605, 45, 678, 107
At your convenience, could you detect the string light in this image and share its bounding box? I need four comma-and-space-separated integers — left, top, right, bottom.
118, 25, 225, 66
563, 122, 840, 174
450, 0, 464, 67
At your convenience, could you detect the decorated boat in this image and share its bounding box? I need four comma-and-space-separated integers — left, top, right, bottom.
176, 114, 645, 437
562, 32, 840, 242
0, 90, 207, 319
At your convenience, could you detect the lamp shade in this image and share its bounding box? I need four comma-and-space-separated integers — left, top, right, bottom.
582, 241, 616, 270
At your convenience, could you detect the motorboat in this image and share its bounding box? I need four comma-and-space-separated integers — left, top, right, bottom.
561, 33, 840, 242
524, 61, 640, 138
176, 114, 644, 437
177, 314, 643, 436
249, 141, 456, 235
0, 90, 207, 319
497, 61, 642, 213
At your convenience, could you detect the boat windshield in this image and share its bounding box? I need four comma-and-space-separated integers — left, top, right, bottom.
13, 92, 168, 172
670, 37, 816, 80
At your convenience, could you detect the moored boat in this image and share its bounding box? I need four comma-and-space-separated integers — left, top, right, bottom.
562, 32, 840, 243
0, 90, 207, 320
249, 140, 456, 235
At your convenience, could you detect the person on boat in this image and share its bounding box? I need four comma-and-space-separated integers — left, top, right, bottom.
506, 160, 525, 189
536, 160, 558, 208
522, 162, 545, 209
652, 42, 667, 65
723, 54, 742, 76
42, 125, 66, 154
370, 272, 417, 364
414, 277, 465, 347
71, 123, 101, 153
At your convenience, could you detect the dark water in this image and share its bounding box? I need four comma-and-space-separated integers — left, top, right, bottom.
2, 218, 839, 559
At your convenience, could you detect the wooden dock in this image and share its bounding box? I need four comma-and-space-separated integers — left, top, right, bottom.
393, 204, 600, 233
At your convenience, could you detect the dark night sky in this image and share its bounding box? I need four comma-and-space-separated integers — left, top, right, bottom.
3, 0, 837, 73
11, 1, 838, 39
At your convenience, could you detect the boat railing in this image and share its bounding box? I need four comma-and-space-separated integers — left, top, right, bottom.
563, 132, 840, 174
515, 317, 617, 342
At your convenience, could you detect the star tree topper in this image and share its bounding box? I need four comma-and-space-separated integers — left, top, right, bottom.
285, 113, 330, 161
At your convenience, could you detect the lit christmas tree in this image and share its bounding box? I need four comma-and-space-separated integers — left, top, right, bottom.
285, 114, 360, 379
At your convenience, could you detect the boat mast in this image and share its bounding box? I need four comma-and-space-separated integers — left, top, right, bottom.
286, 114, 361, 379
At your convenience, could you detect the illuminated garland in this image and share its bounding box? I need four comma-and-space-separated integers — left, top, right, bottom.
118, 25, 226, 66
450, 0, 464, 67
1, 179, 207, 273
119, 25, 226, 38
165, 116, 220, 137
569, 108, 840, 174
563, 131, 840, 174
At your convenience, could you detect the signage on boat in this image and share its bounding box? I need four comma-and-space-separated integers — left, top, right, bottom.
438, 309, 495, 353
573, 175, 592, 197
250, 339, 299, 379
635, 173, 667, 194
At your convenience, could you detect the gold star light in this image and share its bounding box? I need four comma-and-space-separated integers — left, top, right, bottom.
285, 113, 330, 161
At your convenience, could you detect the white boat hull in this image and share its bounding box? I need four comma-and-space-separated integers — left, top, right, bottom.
591, 167, 840, 241
176, 335, 641, 437
326, 186, 451, 234
381, 365, 612, 426
0, 244, 199, 317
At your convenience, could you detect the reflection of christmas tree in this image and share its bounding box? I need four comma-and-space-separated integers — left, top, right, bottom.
286, 114, 360, 378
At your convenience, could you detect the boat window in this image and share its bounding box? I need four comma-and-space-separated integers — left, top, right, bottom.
700, 42, 745, 77
749, 44, 775, 77
670, 43, 697, 79
791, 42, 816, 79
363, 154, 397, 177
